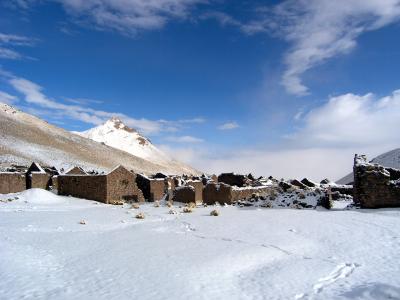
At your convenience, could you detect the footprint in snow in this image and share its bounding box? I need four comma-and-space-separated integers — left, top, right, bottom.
313, 263, 360, 294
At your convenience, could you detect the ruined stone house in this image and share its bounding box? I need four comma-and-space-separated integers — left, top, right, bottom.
353, 154, 400, 208
58, 165, 144, 204
217, 173, 249, 187
186, 180, 203, 204
0, 172, 26, 194
172, 185, 196, 204
26, 162, 51, 190
136, 174, 166, 202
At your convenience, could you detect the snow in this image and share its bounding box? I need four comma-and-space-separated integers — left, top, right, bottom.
75, 118, 172, 164
1, 190, 400, 299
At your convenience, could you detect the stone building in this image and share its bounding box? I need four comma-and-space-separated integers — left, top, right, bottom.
353, 154, 400, 208
26, 162, 51, 190
0, 172, 26, 194
217, 173, 249, 187
172, 186, 196, 203
58, 165, 144, 204
203, 182, 233, 205
231, 186, 272, 202
186, 180, 203, 204
136, 174, 166, 202
65, 166, 86, 175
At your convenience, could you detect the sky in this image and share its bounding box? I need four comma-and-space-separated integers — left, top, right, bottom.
1, 0, 400, 181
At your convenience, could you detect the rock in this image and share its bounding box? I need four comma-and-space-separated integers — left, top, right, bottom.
301, 178, 316, 187
320, 178, 331, 184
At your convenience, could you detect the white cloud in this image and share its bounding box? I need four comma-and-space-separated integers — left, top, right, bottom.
163, 89, 400, 180
268, 0, 400, 95
0, 32, 36, 60
4, 72, 203, 135
290, 90, 400, 147
16, 0, 205, 36
164, 135, 204, 143
217, 121, 239, 130
0, 91, 17, 104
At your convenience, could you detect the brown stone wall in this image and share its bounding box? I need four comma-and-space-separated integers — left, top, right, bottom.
172, 186, 195, 203
186, 180, 203, 204
353, 154, 400, 208
0, 173, 26, 194
58, 175, 107, 203
231, 186, 272, 202
29, 173, 51, 190
149, 179, 165, 201
106, 166, 144, 203
203, 182, 233, 205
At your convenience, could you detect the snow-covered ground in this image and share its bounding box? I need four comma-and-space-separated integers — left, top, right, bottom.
1, 189, 400, 300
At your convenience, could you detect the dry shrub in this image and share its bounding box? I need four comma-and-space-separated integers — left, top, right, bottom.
135, 212, 145, 219
187, 202, 196, 209
210, 209, 219, 216
131, 203, 140, 209
182, 207, 193, 213
169, 209, 178, 215
166, 201, 173, 208
79, 220, 86, 225
154, 200, 160, 208
110, 200, 124, 205
298, 192, 306, 199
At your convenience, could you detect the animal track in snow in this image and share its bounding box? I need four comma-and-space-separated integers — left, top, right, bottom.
313, 263, 360, 294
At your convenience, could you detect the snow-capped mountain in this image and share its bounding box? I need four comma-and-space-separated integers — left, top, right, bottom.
0, 103, 200, 175
74, 117, 171, 164
337, 148, 400, 184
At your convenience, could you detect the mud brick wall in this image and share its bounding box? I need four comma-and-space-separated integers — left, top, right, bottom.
172, 186, 195, 203
353, 154, 400, 208
29, 173, 51, 190
106, 166, 144, 203
203, 182, 233, 205
186, 180, 203, 204
231, 186, 272, 202
149, 179, 165, 201
58, 175, 107, 203
217, 173, 247, 187
0, 173, 26, 194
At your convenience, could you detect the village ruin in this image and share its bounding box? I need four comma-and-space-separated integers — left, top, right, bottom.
0, 154, 400, 209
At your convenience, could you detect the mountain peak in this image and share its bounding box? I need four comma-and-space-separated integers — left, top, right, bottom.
105, 117, 136, 133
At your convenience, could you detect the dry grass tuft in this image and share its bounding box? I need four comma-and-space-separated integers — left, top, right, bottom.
135, 212, 145, 219
210, 209, 219, 216
187, 202, 196, 209
182, 207, 193, 213
131, 203, 140, 209
79, 220, 86, 225
154, 200, 160, 208
169, 209, 178, 215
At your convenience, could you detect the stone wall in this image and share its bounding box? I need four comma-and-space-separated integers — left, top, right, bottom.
136, 174, 165, 201
106, 166, 144, 203
0, 173, 26, 194
172, 186, 195, 203
203, 182, 233, 205
58, 174, 107, 203
231, 186, 272, 202
217, 173, 248, 187
29, 173, 51, 190
186, 180, 203, 204
353, 154, 400, 208
149, 179, 165, 201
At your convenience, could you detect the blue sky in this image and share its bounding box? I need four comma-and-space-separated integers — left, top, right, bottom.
1, 0, 400, 180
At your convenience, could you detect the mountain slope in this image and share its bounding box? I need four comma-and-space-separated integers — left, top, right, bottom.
337, 148, 400, 184
0, 103, 200, 175
74, 117, 171, 164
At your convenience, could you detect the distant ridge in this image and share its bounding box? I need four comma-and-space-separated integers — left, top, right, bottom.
0, 103, 200, 175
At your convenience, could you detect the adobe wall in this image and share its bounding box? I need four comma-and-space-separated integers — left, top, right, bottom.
203, 182, 233, 205
172, 186, 195, 203
0, 173, 26, 194
218, 173, 247, 187
353, 154, 400, 208
231, 186, 272, 202
58, 175, 107, 203
29, 173, 51, 190
186, 180, 203, 204
106, 167, 144, 203
149, 179, 165, 201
